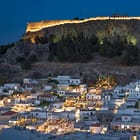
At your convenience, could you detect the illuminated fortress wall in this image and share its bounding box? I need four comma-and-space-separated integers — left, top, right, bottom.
26, 17, 140, 32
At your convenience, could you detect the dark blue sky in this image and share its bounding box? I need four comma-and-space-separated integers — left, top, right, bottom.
0, 0, 140, 45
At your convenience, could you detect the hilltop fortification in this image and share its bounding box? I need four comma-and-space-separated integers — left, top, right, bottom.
23, 16, 140, 46
26, 16, 140, 32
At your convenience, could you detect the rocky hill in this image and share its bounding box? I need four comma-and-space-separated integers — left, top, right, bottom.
1, 17, 140, 84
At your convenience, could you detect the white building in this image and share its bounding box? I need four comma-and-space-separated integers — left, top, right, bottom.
111, 114, 140, 131
69, 77, 81, 85
53, 75, 81, 86
39, 94, 57, 102
52, 102, 64, 109
47, 111, 75, 120
30, 109, 47, 119
44, 85, 53, 91
113, 86, 125, 97
23, 78, 38, 84
86, 93, 102, 100
80, 109, 96, 120
4, 83, 20, 90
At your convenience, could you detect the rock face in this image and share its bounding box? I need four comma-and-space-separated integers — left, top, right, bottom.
1, 42, 49, 64
1, 17, 140, 83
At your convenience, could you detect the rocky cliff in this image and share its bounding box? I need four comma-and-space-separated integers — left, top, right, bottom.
1, 17, 140, 84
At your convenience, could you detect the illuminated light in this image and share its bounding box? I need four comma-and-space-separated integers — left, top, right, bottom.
31, 38, 36, 44
121, 125, 124, 129
127, 35, 137, 46
130, 37, 137, 46
131, 134, 137, 140
99, 40, 103, 44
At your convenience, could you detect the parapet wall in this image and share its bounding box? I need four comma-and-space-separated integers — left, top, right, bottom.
26, 17, 140, 32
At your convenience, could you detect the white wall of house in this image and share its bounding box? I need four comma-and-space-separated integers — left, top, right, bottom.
30, 111, 47, 119
128, 88, 135, 95
39, 95, 57, 102
4, 83, 20, 90
0, 86, 4, 93
54, 76, 70, 84
53, 102, 63, 109
113, 86, 125, 97
57, 90, 65, 96
44, 85, 53, 91
121, 116, 131, 122
69, 79, 81, 85
2, 91, 13, 96
34, 100, 40, 105
54, 75, 81, 85
86, 93, 101, 100
47, 111, 75, 120
23, 78, 38, 84
80, 110, 96, 118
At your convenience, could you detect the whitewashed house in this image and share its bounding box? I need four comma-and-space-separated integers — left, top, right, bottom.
39, 94, 57, 102
44, 85, 53, 91
52, 102, 64, 109
57, 84, 69, 90
23, 78, 38, 90
86, 93, 102, 100
47, 111, 75, 120
4, 83, 20, 90
1, 89, 13, 96
0, 86, 5, 94
23, 78, 38, 84
57, 90, 66, 96
103, 94, 111, 105
111, 114, 140, 131
80, 109, 96, 119
30, 109, 47, 119
57, 89, 80, 98
113, 86, 125, 97
26, 94, 40, 105
53, 75, 81, 86
53, 76, 70, 84
69, 76, 81, 85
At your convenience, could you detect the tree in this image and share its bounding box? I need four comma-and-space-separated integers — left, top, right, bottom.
48, 33, 98, 62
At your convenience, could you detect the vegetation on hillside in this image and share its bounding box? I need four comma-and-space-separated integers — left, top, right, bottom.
48, 33, 98, 62
47, 32, 140, 66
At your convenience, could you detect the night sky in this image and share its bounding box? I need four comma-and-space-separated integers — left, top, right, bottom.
0, 0, 140, 45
